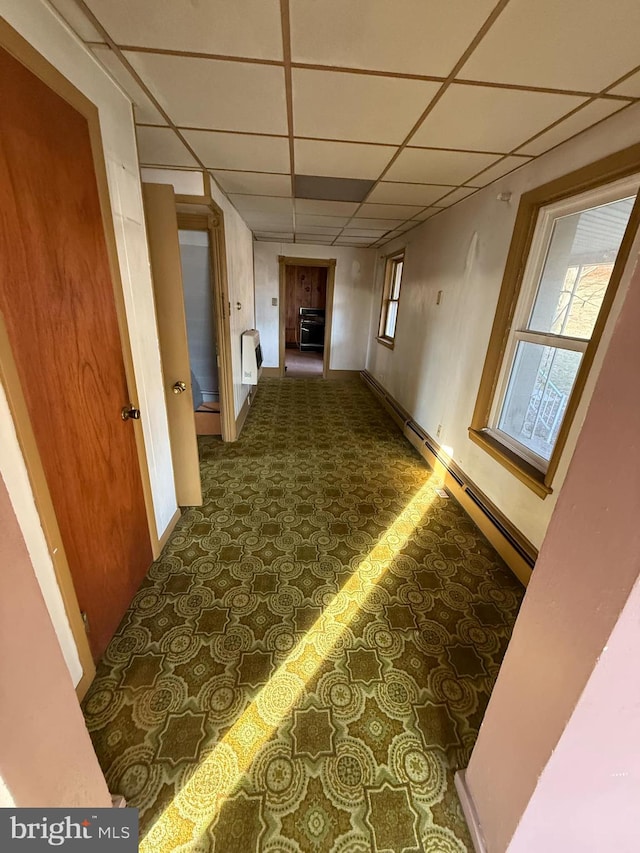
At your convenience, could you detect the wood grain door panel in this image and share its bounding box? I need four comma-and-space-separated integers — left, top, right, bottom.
143, 183, 202, 507
0, 48, 152, 659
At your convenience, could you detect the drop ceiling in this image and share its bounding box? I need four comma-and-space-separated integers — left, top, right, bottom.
50, 0, 640, 248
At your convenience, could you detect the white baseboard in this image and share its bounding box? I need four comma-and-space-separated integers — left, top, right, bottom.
455, 770, 487, 853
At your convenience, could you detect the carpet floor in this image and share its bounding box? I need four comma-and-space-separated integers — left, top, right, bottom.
83, 377, 523, 853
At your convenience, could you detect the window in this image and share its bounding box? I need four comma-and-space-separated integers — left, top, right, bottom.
470, 150, 640, 497
377, 251, 404, 346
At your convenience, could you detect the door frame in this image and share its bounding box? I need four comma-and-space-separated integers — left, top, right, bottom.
278, 256, 336, 379
176, 191, 236, 442
0, 20, 158, 698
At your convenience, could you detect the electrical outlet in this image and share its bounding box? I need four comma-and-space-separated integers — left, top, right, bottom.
436, 424, 443, 439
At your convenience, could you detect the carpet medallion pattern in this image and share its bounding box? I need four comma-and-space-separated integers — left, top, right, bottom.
83, 378, 523, 852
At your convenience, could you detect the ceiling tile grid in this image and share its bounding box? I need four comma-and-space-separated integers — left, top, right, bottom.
53, 0, 639, 247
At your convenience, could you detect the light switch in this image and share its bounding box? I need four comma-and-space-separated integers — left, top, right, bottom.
272, 297, 278, 306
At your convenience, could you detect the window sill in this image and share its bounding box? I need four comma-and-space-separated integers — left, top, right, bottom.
468, 428, 552, 499
376, 336, 395, 350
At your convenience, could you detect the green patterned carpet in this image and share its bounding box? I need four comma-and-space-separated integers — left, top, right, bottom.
83, 377, 523, 852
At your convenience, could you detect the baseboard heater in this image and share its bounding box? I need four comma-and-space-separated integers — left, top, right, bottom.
241, 329, 263, 385
360, 370, 536, 585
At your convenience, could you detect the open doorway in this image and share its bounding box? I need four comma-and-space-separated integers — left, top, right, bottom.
278, 256, 336, 378
178, 228, 221, 435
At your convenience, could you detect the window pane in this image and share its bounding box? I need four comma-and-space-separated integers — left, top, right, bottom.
528, 195, 636, 338
498, 341, 582, 463
385, 300, 398, 338
390, 260, 403, 299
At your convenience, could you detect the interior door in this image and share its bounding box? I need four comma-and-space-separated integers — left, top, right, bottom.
0, 47, 152, 660
142, 183, 203, 507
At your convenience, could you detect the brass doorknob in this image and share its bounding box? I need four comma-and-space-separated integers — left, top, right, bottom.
121, 406, 141, 421
172, 381, 187, 394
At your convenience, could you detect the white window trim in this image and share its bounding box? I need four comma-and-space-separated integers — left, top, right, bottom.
486, 173, 640, 472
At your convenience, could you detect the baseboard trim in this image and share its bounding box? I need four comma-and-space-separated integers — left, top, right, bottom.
360, 370, 535, 586
455, 770, 487, 853
261, 367, 280, 377
326, 369, 362, 379
235, 388, 254, 437
155, 506, 181, 559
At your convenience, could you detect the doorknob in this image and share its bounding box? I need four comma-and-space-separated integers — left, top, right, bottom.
121, 406, 141, 421
172, 381, 187, 394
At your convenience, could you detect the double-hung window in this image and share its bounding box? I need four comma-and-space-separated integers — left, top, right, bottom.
471, 152, 640, 496
378, 251, 404, 346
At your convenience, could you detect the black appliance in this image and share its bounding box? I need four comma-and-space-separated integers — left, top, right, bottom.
299, 307, 325, 352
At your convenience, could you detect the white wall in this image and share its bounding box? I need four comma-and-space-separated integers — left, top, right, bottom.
211, 184, 256, 417
366, 102, 640, 548
1, 0, 177, 678
254, 242, 376, 369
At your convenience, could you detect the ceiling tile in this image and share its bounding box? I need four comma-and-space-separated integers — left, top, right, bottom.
254, 232, 294, 240
296, 214, 352, 227
435, 187, 479, 206
358, 202, 426, 218
610, 70, 640, 97
211, 171, 291, 196
295, 146, 397, 186
335, 237, 376, 246
412, 207, 443, 220
243, 213, 294, 229
367, 182, 457, 205
295, 235, 336, 244
228, 195, 293, 214
386, 224, 422, 239
294, 140, 395, 180
411, 84, 586, 152
459, 0, 640, 92
290, 0, 496, 76
50, 0, 106, 41
385, 148, 498, 184
469, 155, 532, 187
295, 199, 359, 216
342, 228, 390, 237
516, 100, 633, 156
83, 0, 283, 59
349, 218, 406, 230
136, 126, 198, 167
183, 131, 290, 172
124, 52, 287, 133
91, 46, 167, 125
292, 69, 439, 144
293, 225, 343, 235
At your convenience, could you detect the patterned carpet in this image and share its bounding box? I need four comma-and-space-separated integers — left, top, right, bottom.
83, 377, 523, 852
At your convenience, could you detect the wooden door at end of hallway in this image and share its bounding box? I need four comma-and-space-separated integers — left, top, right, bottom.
0, 47, 152, 660
285, 266, 327, 346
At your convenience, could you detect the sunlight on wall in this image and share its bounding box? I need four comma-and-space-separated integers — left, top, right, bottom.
0, 774, 15, 807
140, 480, 437, 852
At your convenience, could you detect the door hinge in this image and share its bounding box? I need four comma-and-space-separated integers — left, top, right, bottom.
81, 610, 90, 633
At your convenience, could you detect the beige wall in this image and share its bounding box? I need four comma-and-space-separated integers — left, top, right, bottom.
254, 241, 376, 370
465, 240, 640, 851
366, 101, 640, 548
0, 472, 111, 808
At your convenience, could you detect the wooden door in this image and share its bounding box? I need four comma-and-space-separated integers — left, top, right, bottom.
0, 47, 152, 660
142, 183, 202, 507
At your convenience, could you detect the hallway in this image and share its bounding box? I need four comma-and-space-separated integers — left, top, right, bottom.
82, 377, 522, 852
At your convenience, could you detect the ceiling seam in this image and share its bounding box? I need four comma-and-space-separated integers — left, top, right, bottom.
73, 0, 243, 214
279, 0, 297, 241
331, 0, 514, 246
